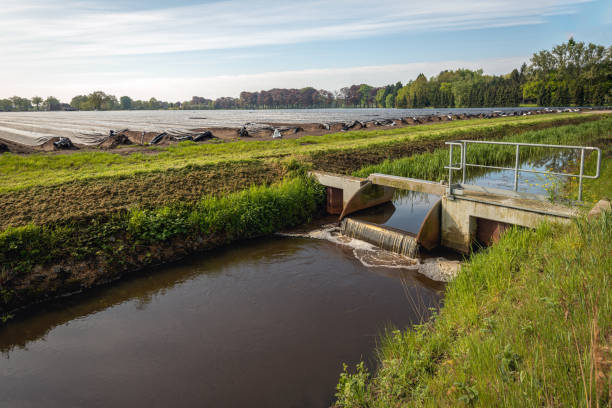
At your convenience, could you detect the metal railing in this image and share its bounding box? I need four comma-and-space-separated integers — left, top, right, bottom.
444, 140, 601, 201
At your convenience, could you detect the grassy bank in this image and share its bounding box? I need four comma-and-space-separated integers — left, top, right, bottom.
353, 117, 612, 185
0, 176, 325, 315
334, 127, 612, 407
336, 212, 611, 407
1, 114, 609, 318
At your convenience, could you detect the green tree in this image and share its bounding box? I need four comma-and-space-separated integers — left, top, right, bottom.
44, 96, 61, 111
120, 96, 133, 110
385, 93, 395, 108
31, 96, 43, 111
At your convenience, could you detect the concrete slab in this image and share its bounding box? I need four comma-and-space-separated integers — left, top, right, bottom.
368, 174, 446, 195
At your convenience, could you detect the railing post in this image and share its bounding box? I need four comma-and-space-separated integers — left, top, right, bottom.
578, 148, 585, 201
462, 141, 467, 184
448, 144, 454, 193
513, 144, 520, 191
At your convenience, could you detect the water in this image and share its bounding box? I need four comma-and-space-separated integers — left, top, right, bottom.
466, 154, 573, 197
0, 236, 442, 408
350, 191, 440, 234
0, 107, 547, 146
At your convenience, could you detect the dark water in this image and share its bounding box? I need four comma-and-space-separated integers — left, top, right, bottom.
0, 236, 442, 408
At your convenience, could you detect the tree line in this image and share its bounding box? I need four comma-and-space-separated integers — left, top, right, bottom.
1, 39, 609, 112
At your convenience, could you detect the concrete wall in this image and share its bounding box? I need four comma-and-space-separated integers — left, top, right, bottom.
441, 196, 573, 253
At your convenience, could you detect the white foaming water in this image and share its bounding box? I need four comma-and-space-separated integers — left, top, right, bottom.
279, 224, 460, 282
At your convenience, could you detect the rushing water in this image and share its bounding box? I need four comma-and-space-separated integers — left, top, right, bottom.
0, 236, 443, 408
0, 107, 552, 145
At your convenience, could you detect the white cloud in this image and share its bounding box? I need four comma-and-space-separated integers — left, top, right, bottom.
0, 0, 590, 60
0, 0, 588, 99
1, 56, 528, 101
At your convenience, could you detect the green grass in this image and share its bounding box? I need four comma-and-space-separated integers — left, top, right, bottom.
353, 117, 612, 194
0, 113, 600, 192
0, 175, 325, 312
334, 123, 612, 407
336, 212, 611, 407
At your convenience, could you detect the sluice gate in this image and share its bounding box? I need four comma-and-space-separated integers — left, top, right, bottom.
310, 140, 601, 255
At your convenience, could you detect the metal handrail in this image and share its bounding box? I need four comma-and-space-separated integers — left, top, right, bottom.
444, 140, 601, 201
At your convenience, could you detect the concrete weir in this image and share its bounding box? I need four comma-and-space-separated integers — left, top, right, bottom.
341, 218, 420, 258
310, 170, 579, 255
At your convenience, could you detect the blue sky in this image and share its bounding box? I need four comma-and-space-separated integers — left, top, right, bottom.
1, 0, 610, 101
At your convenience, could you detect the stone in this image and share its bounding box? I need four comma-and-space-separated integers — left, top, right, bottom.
238, 126, 249, 137
588, 198, 611, 219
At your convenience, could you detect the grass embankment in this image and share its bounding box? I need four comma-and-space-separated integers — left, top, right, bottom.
336, 213, 611, 407
334, 122, 612, 407
0, 114, 604, 230
0, 176, 325, 315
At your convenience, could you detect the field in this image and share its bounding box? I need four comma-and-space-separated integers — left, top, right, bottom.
0, 113, 604, 230
1, 112, 611, 406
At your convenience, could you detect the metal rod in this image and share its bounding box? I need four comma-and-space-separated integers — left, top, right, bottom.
444, 139, 601, 201
578, 148, 585, 201
448, 143, 453, 191
462, 141, 467, 183
462, 163, 600, 179
456, 140, 601, 150
513, 144, 520, 191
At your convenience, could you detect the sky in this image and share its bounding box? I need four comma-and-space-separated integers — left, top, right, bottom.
1, 0, 610, 102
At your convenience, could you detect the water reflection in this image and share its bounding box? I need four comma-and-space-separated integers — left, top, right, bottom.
0, 236, 442, 408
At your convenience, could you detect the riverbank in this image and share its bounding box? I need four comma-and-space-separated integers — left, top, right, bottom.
334, 135, 612, 407
0, 177, 325, 316
1, 116, 610, 317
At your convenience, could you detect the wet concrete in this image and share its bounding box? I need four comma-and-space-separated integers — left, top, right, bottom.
0, 236, 442, 408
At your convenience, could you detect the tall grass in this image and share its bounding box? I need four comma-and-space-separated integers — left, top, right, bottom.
353, 118, 612, 196
336, 212, 612, 407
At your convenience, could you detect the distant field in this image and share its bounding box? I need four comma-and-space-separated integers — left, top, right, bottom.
0, 113, 601, 192
0, 113, 608, 230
